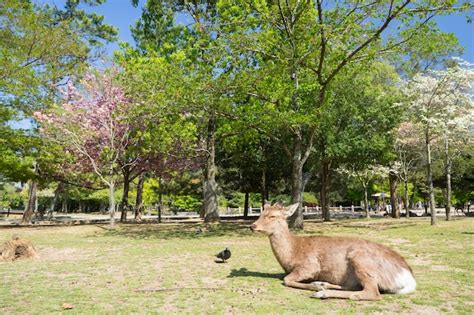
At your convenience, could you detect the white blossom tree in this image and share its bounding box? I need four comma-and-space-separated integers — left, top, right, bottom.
404, 59, 474, 225
338, 165, 389, 219
394, 122, 423, 218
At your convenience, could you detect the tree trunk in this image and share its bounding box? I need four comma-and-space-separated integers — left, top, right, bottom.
288, 137, 304, 229
78, 200, 84, 213
203, 116, 220, 222
404, 180, 409, 219
135, 173, 145, 222
244, 191, 249, 219
21, 180, 37, 224
320, 160, 331, 222
119, 167, 130, 222
425, 129, 436, 225
389, 171, 399, 218
108, 180, 116, 228
158, 176, 163, 223
261, 168, 267, 207
363, 184, 370, 219
444, 136, 452, 221
62, 199, 67, 213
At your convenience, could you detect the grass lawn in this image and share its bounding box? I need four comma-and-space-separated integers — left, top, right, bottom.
1, 218, 473, 314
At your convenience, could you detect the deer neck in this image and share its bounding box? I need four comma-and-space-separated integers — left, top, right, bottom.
269, 225, 296, 273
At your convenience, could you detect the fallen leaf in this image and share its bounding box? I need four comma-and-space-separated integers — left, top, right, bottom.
62, 303, 74, 310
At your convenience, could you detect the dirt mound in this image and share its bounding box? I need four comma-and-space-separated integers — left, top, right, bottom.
0, 235, 39, 262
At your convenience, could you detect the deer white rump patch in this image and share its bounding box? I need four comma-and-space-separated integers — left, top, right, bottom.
392, 269, 417, 294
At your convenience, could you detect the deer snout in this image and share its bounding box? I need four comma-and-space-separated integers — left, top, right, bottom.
250, 224, 257, 231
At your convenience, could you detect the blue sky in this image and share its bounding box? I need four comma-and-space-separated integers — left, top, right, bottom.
37, 0, 474, 63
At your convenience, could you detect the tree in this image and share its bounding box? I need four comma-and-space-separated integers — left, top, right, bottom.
35, 70, 133, 227
338, 165, 389, 218
310, 62, 401, 221
119, 51, 200, 222
1, 0, 116, 223
129, 1, 238, 222
404, 59, 474, 225
219, 0, 471, 228
394, 122, 422, 218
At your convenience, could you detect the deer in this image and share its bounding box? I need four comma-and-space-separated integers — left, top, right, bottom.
250, 203, 416, 300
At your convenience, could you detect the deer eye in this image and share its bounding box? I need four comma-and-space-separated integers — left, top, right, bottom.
269, 215, 277, 219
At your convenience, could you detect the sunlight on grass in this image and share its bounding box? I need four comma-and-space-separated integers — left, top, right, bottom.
1, 218, 473, 313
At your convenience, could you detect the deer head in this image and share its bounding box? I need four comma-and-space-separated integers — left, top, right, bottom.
250, 203, 299, 236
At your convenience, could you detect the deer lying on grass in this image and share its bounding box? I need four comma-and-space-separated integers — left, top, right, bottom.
250, 203, 416, 300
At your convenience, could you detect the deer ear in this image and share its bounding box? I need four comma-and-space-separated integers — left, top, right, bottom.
263, 202, 272, 211
273, 201, 283, 207
284, 203, 299, 217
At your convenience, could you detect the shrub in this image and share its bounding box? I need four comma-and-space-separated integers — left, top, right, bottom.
173, 195, 201, 212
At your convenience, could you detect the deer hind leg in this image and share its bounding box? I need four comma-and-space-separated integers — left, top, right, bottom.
311, 254, 381, 300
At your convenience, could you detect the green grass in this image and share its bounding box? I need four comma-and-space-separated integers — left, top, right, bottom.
1, 218, 473, 314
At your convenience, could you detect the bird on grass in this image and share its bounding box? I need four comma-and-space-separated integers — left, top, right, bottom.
215, 247, 231, 263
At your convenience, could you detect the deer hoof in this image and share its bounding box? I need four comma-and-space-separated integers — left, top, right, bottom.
310, 281, 326, 291
349, 293, 361, 301
311, 290, 327, 299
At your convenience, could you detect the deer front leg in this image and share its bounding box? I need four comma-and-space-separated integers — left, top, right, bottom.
283, 272, 321, 291
283, 269, 342, 292
311, 287, 380, 301
310, 281, 344, 291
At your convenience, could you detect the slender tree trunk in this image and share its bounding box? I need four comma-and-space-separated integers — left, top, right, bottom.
425, 129, 436, 225
78, 200, 84, 213
244, 191, 249, 219
389, 171, 399, 218
108, 180, 116, 228
363, 184, 370, 219
135, 173, 145, 222
203, 116, 219, 222
288, 137, 304, 229
320, 160, 331, 222
120, 167, 130, 222
62, 199, 67, 213
21, 180, 37, 224
444, 136, 452, 221
261, 168, 267, 207
405, 180, 409, 219
158, 176, 163, 223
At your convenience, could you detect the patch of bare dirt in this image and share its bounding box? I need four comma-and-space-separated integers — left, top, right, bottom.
338, 221, 417, 230
158, 295, 178, 313
388, 238, 411, 245
201, 276, 228, 287
224, 305, 242, 314
39, 247, 93, 261
404, 305, 443, 315
431, 265, 451, 271
410, 255, 433, 267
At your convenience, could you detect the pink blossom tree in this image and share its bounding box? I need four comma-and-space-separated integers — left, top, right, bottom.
35, 70, 134, 227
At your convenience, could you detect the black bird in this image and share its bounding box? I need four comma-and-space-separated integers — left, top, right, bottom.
215, 247, 231, 263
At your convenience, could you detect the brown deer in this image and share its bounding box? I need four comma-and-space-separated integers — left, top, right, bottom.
250, 203, 416, 300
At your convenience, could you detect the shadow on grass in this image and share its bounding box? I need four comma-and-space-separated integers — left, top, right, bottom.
95, 222, 255, 240
228, 267, 285, 280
